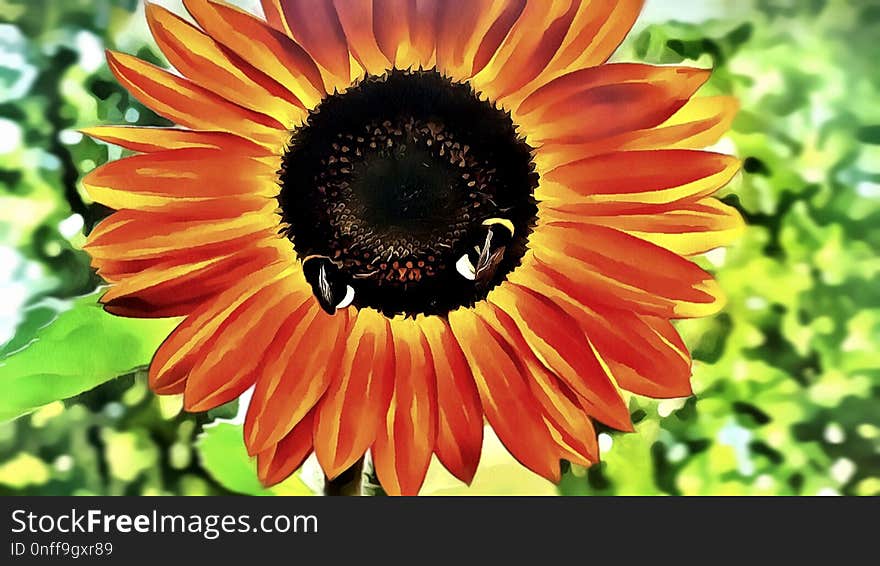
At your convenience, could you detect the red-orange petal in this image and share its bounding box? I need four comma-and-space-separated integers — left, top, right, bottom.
372, 0, 411, 67
148, 261, 288, 395
146, 3, 304, 126
79, 126, 266, 155
99, 245, 281, 319
370, 0, 440, 69
84, 205, 279, 262
535, 96, 740, 171
257, 409, 315, 486
269, 0, 351, 90
370, 0, 441, 68
435, 0, 526, 81
600, 312, 694, 399
90, 232, 275, 283
488, 282, 632, 431
448, 307, 561, 483
105, 50, 286, 148
471, 0, 581, 102
183, 276, 313, 411
479, 301, 600, 465
544, 197, 746, 256
419, 316, 483, 485
526, 223, 725, 318
184, 0, 326, 110
643, 96, 740, 150
81, 147, 279, 213
371, 318, 437, 496
533, 287, 694, 398
244, 303, 352, 455
538, 149, 740, 205
313, 309, 396, 479
260, 0, 287, 32
333, 0, 392, 75
407, 0, 442, 68
517, 64, 709, 144
513, 0, 644, 102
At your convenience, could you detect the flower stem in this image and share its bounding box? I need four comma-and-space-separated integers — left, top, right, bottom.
323, 456, 364, 496
361, 452, 387, 496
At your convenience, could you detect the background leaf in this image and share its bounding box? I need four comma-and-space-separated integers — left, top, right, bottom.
196, 421, 314, 496
0, 291, 177, 421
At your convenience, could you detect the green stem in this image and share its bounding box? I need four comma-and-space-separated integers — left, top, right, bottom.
361, 453, 387, 497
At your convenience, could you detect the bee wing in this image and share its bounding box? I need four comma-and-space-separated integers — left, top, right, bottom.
475, 229, 494, 272
475, 247, 506, 284
317, 263, 335, 306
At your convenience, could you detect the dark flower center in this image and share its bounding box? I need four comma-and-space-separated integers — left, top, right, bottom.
278, 69, 539, 317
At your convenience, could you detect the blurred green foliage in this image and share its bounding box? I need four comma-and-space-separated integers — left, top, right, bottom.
0, 0, 877, 496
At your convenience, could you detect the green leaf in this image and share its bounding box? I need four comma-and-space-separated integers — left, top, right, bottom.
856, 125, 880, 145
0, 297, 69, 358
196, 421, 314, 496
0, 291, 178, 422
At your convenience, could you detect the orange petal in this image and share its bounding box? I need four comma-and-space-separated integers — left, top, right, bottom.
370, 0, 439, 69
105, 50, 286, 148
373, 0, 412, 67
146, 3, 305, 126
528, 380, 598, 467
448, 307, 561, 482
512, 0, 644, 103
148, 261, 288, 395
538, 149, 741, 205
269, 0, 351, 91
488, 282, 632, 431
260, 0, 287, 32
333, 0, 392, 75
419, 316, 483, 485
435, 0, 526, 81
478, 301, 600, 465
517, 64, 709, 144
596, 311, 694, 398
549, 0, 643, 68
184, 0, 326, 110
91, 237, 280, 289
98, 255, 229, 317
99, 245, 281, 319
645, 313, 691, 361
80, 127, 266, 155
370, 0, 441, 69
497, 270, 695, 399
526, 223, 725, 318
649, 96, 740, 150
529, 281, 694, 398
84, 204, 279, 261
257, 409, 315, 487
81, 148, 279, 212
542, 404, 598, 467
535, 96, 740, 170
407, 0, 442, 68
313, 309, 396, 479
371, 318, 437, 496
244, 303, 352, 455
91, 235, 275, 283
183, 276, 313, 411
470, 0, 581, 102
544, 197, 745, 256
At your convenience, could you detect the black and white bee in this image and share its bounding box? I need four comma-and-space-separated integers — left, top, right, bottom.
303, 256, 356, 315
455, 218, 514, 287
304, 218, 514, 315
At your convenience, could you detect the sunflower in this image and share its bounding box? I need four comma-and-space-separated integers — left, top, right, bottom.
81, 0, 742, 495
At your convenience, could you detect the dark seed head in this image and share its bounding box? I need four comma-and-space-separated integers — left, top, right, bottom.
278, 69, 539, 317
